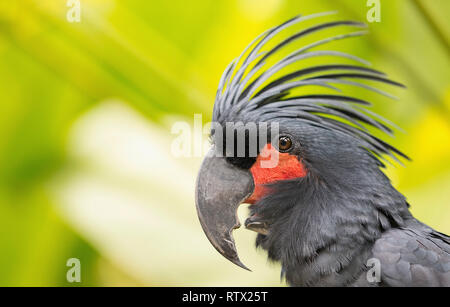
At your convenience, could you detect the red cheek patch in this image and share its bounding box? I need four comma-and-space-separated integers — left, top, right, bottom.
245, 144, 307, 204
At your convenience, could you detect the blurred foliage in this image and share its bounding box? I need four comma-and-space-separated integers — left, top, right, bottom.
0, 0, 448, 286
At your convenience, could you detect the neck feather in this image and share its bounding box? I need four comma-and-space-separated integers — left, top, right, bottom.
250, 171, 411, 286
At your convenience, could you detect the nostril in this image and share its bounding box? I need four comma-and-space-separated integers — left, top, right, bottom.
226, 156, 257, 169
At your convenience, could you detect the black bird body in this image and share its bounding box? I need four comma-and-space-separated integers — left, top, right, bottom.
250, 122, 450, 286
194, 12, 450, 287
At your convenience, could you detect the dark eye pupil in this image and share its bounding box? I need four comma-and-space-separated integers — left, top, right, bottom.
279, 136, 292, 151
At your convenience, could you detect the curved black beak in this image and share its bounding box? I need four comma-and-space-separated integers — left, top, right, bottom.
195, 148, 254, 270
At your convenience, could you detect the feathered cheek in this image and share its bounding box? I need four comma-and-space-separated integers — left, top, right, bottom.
245, 144, 307, 204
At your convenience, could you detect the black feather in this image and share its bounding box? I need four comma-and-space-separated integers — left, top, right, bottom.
213, 12, 408, 163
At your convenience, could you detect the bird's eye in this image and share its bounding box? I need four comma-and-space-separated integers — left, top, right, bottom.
278, 136, 292, 152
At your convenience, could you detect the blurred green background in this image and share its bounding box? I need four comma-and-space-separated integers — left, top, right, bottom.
0, 0, 448, 286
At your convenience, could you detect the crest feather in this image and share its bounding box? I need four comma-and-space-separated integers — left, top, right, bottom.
212, 12, 408, 164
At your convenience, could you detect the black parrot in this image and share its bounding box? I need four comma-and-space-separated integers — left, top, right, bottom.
195, 12, 450, 287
